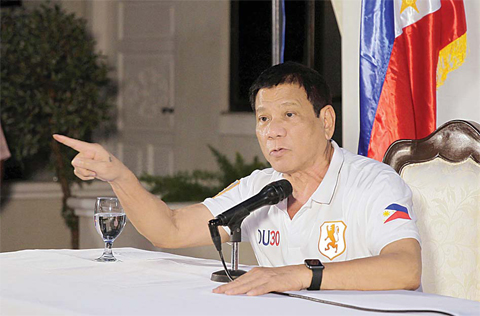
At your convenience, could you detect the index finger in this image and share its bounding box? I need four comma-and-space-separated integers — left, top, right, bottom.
53, 134, 95, 153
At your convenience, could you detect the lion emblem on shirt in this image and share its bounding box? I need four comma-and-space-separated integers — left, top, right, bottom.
325, 224, 339, 252
318, 221, 347, 260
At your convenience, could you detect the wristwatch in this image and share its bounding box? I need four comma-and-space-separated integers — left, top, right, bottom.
304, 259, 324, 291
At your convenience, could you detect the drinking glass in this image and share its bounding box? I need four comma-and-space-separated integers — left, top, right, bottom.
94, 197, 126, 262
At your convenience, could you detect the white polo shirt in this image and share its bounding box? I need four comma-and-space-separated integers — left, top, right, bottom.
203, 141, 420, 267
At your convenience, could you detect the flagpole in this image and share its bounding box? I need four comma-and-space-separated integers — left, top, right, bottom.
272, 0, 284, 65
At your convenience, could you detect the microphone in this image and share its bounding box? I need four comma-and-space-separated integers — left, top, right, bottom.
211, 179, 292, 228
208, 179, 292, 282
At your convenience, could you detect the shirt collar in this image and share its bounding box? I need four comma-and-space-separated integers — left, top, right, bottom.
310, 140, 344, 204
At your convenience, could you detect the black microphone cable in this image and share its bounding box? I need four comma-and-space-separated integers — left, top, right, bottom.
218, 249, 235, 282
209, 218, 236, 282
270, 291, 456, 316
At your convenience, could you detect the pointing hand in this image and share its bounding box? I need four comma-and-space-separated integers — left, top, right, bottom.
53, 134, 128, 183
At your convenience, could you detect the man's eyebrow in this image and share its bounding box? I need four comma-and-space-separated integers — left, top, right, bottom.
255, 106, 266, 113
256, 101, 301, 111
279, 101, 301, 107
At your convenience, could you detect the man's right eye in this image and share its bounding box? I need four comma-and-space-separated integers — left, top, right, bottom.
258, 116, 268, 122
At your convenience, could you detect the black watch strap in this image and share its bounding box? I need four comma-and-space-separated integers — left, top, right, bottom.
305, 259, 324, 291
307, 268, 323, 290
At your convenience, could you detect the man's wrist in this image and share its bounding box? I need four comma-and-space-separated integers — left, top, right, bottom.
302, 265, 314, 289
109, 168, 136, 187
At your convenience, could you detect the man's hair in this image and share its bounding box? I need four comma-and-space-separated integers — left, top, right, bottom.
249, 61, 332, 117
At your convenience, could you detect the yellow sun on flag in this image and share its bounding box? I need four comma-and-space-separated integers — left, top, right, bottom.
400, 0, 419, 14
383, 210, 391, 218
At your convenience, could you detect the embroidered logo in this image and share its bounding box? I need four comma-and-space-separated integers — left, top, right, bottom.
382, 203, 411, 224
318, 221, 347, 260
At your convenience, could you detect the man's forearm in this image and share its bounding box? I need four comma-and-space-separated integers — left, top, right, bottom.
108, 169, 180, 247
108, 169, 223, 249
322, 241, 421, 291
213, 238, 421, 295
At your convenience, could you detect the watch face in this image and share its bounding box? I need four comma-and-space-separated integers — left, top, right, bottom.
305, 259, 323, 268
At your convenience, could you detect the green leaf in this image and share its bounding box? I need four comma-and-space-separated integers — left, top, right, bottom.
140, 146, 269, 202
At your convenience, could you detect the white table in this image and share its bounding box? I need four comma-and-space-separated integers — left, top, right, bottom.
0, 248, 478, 316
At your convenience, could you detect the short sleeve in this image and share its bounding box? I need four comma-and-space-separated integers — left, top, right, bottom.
202, 170, 260, 235
365, 170, 421, 255
202, 169, 280, 236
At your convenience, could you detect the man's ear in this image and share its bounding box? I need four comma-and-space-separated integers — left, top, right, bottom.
320, 105, 336, 140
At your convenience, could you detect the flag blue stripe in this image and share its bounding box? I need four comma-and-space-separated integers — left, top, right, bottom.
385, 203, 409, 214
358, 0, 396, 156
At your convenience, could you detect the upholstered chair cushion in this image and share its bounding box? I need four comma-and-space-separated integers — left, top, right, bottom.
401, 158, 480, 301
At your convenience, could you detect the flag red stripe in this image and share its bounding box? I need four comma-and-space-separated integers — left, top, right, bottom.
439, 0, 467, 49
385, 211, 412, 223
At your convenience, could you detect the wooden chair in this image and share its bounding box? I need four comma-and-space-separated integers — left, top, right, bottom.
383, 120, 480, 301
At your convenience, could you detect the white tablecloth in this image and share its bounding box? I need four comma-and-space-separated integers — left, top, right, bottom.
0, 248, 478, 316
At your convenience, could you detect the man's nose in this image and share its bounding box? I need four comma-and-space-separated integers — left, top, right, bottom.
266, 119, 287, 139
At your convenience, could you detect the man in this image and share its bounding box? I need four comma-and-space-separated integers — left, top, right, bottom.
54, 62, 421, 296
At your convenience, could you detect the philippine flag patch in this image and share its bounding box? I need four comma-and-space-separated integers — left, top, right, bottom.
383, 203, 411, 224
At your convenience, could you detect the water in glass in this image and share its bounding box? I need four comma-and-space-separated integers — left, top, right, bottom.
94, 197, 126, 262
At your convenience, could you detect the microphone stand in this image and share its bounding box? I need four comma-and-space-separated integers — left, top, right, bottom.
208, 179, 293, 282
210, 221, 247, 283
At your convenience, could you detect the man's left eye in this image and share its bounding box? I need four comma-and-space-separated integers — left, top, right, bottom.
286, 112, 294, 118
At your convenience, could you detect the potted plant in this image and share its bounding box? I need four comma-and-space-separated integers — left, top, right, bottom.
1, 3, 115, 248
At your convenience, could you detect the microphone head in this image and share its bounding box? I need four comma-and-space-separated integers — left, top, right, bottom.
263, 179, 293, 204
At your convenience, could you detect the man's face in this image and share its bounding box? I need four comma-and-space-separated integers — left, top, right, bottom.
255, 84, 334, 175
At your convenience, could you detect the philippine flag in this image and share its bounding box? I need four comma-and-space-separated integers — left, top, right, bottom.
383, 203, 412, 223
359, 0, 467, 161
383, 203, 412, 224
